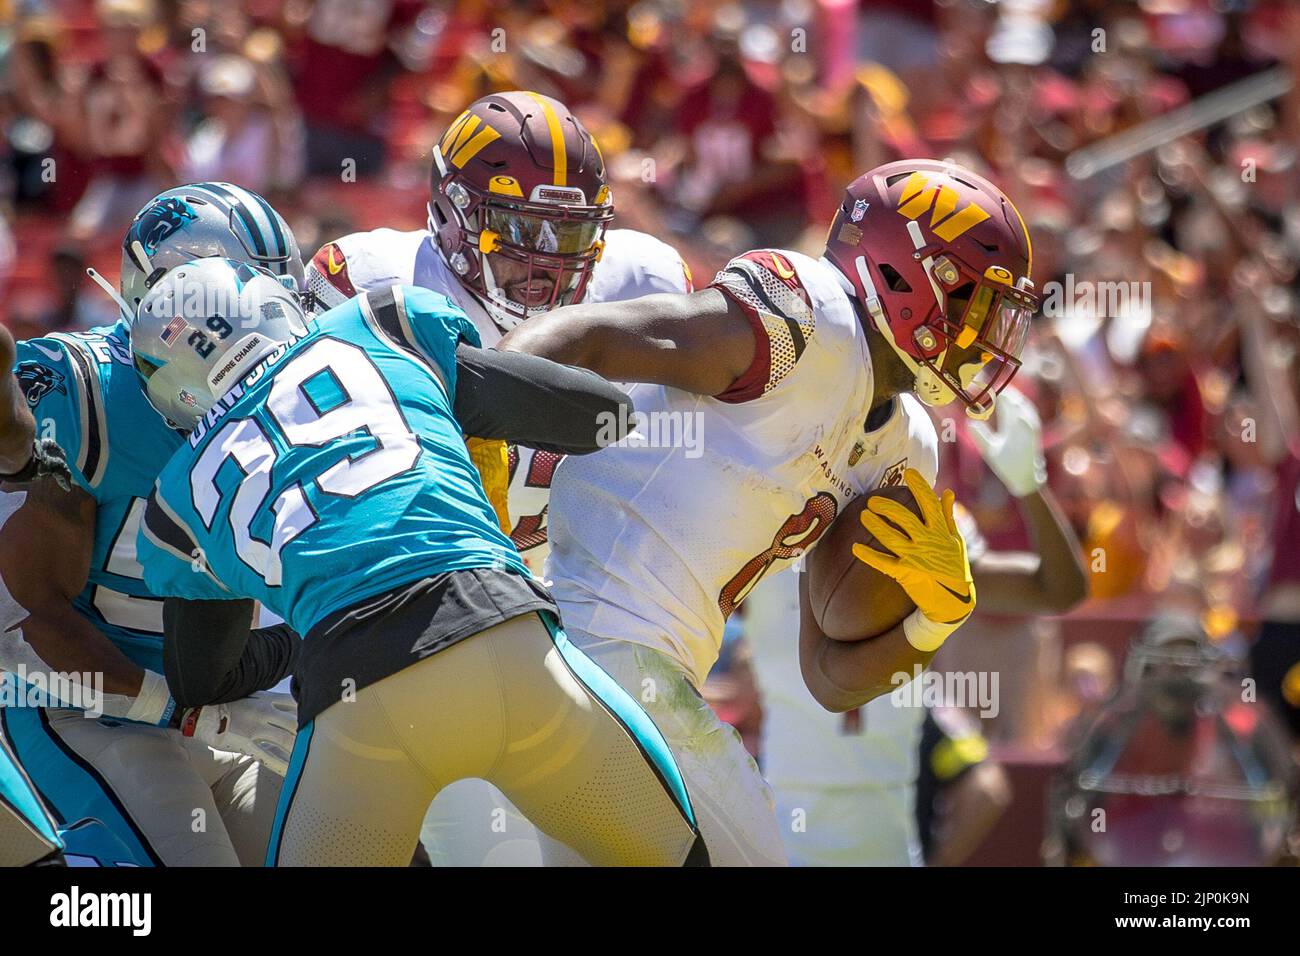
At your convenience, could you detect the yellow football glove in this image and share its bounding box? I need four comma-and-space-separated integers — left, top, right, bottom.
465, 437, 512, 535
851, 468, 976, 625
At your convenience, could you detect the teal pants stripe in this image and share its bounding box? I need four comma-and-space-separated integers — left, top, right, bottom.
1, 705, 158, 866
0, 730, 61, 849
265, 719, 315, 867
539, 613, 697, 829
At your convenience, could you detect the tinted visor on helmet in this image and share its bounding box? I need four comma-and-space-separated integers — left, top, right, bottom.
927, 259, 1037, 415
484, 206, 604, 257
477, 199, 612, 313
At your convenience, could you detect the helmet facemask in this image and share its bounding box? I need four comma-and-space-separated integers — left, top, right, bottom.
911, 249, 1037, 419
430, 145, 613, 331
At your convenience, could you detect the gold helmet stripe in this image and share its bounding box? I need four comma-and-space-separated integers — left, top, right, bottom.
525, 91, 567, 187
441, 110, 475, 155
1005, 195, 1034, 278
452, 124, 501, 168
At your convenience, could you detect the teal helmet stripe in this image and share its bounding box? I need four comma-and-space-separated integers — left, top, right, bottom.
193, 182, 269, 261
226, 183, 289, 267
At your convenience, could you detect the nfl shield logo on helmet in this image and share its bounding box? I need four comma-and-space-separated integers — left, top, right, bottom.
850, 198, 869, 222
178, 389, 198, 408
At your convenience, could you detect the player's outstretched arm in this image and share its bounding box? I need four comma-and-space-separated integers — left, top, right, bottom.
966, 388, 1087, 614
161, 598, 298, 708
797, 570, 937, 712
496, 289, 757, 397
0, 478, 151, 697
161, 598, 298, 776
454, 343, 636, 454
967, 491, 1087, 615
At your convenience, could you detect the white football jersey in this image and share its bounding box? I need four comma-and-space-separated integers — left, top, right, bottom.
306, 227, 692, 573
546, 250, 939, 686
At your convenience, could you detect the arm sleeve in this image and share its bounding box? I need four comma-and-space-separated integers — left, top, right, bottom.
163, 599, 299, 708
453, 343, 635, 455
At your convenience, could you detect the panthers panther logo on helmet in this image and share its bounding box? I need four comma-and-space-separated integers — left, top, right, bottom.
15, 362, 67, 407
125, 197, 200, 258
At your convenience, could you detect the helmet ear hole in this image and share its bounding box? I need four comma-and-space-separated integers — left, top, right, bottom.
878, 263, 912, 293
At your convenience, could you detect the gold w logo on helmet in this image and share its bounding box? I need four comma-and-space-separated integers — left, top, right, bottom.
440, 110, 501, 168
895, 172, 990, 242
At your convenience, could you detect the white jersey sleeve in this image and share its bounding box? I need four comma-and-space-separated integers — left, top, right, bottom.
305, 228, 430, 308
707, 249, 822, 404
586, 229, 694, 301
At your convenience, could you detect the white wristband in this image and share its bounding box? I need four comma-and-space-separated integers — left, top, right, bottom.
902, 608, 967, 653
117, 669, 176, 725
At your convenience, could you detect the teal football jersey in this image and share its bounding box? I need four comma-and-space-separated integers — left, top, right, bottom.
12, 323, 183, 673
138, 286, 529, 637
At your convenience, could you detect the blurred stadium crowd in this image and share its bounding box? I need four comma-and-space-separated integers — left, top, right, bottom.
2, 0, 1298, 864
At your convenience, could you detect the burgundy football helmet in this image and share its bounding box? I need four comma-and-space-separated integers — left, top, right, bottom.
824, 159, 1039, 418
428, 91, 613, 331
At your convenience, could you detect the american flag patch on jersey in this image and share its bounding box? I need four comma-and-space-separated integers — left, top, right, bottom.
160, 316, 187, 345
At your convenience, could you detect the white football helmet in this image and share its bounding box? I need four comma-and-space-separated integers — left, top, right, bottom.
132, 258, 307, 431
111, 182, 306, 324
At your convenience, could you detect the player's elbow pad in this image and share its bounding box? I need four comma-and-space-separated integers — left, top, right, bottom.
454, 343, 634, 455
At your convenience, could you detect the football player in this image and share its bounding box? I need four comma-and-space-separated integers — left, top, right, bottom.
306, 90, 694, 573
0, 326, 67, 867
306, 89, 694, 864
743, 387, 1086, 866
498, 159, 1039, 864
0, 183, 306, 866
131, 259, 707, 866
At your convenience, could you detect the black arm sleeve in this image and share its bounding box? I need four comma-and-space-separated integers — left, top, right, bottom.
163, 598, 299, 708
453, 343, 635, 455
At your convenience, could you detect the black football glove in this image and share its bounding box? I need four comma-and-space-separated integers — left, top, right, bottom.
0, 438, 73, 491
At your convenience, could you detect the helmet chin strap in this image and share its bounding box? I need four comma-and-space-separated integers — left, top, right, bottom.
475, 253, 528, 332
848, 253, 957, 409
847, 247, 994, 418
900, 222, 997, 419
86, 267, 135, 323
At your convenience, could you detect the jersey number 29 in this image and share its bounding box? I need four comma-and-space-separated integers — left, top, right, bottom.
188, 337, 420, 585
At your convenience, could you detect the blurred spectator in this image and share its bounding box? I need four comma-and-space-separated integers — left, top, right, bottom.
36, 244, 118, 332
280, 0, 427, 178
915, 705, 1011, 867
64, 0, 175, 241
183, 53, 303, 191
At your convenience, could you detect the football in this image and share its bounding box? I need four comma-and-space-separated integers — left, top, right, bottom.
805, 485, 918, 642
